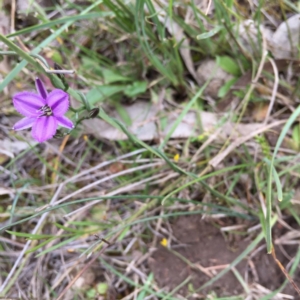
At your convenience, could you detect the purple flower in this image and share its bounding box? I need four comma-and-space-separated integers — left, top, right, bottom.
12, 78, 74, 143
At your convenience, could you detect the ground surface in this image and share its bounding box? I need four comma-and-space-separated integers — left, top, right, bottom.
2, 1, 300, 299
149, 216, 299, 298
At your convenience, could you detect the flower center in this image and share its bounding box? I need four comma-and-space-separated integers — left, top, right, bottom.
39, 105, 53, 117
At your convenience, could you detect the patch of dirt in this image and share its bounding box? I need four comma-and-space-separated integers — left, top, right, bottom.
148, 215, 299, 298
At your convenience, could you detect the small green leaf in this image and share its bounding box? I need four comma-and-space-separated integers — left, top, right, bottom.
216, 56, 240, 76
86, 85, 126, 104
102, 68, 132, 84
150, 89, 159, 104
197, 25, 223, 40
218, 77, 238, 98
188, 283, 195, 293
51, 50, 63, 65
81, 58, 131, 83
124, 81, 147, 98
81, 57, 102, 76
86, 288, 96, 298
97, 282, 108, 295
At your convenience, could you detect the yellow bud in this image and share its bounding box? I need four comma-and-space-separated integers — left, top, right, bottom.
160, 238, 168, 247
173, 153, 180, 162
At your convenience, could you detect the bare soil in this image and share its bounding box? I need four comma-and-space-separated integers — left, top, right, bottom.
149, 215, 299, 298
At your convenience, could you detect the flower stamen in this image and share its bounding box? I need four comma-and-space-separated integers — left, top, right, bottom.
38, 105, 53, 117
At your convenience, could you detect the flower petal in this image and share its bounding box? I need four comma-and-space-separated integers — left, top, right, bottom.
56, 116, 74, 129
13, 92, 46, 117
47, 90, 69, 116
13, 117, 36, 131
35, 78, 48, 99
31, 116, 57, 143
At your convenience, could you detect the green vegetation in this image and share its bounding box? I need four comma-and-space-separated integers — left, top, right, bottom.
1, 0, 300, 299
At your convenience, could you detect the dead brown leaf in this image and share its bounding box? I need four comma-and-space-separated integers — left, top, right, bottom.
252, 103, 270, 122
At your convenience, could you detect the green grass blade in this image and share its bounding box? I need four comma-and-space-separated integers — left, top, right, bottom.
6, 231, 56, 239
0, 0, 104, 92
266, 104, 300, 252
135, 0, 179, 86
136, 273, 154, 300
35, 235, 80, 257
7, 12, 113, 38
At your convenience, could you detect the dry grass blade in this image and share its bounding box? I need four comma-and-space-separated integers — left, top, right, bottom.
209, 120, 286, 168
0, 184, 64, 293
271, 247, 300, 296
